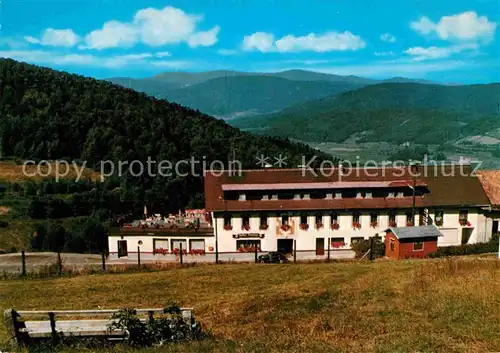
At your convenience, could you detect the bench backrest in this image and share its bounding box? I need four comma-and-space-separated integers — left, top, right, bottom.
4, 307, 193, 346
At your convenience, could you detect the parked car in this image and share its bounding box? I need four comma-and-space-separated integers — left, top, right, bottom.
258, 251, 289, 263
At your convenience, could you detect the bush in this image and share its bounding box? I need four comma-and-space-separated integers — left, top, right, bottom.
430, 235, 499, 258
108, 303, 206, 347
351, 236, 385, 259
0, 220, 8, 227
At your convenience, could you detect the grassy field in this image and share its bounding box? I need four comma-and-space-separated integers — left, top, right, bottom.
0, 160, 102, 182
2, 258, 500, 352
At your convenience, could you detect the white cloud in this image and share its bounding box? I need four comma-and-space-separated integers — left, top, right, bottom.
380, 33, 396, 43
187, 26, 220, 47
217, 49, 238, 55
242, 32, 275, 52
0, 37, 29, 49
82, 21, 138, 50
242, 31, 365, 52
374, 51, 395, 56
404, 43, 478, 61
411, 11, 497, 42
81, 6, 218, 50
0, 49, 192, 69
24, 28, 80, 47
155, 51, 172, 58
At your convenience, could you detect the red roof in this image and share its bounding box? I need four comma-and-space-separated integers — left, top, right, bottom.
204, 166, 490, 212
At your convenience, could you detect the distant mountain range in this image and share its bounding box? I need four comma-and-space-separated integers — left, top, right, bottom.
231, 82, 500, 146
107, 70, 440, 118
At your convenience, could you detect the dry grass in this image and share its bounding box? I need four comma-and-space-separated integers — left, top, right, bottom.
1, 258, 500, 352
0, 161, 101, 182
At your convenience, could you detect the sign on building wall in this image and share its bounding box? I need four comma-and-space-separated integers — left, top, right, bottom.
233, 233, 265, 239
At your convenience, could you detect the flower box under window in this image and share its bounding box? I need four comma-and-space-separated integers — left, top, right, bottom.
259, 223, 269, 230
315, 222, 324, 229
370, 221, 378, 228
241, 224, 251, 231
153, 248, 169, 255
331, 241, 345, 248
331, 222, 340, 230
352, 222, 361, 230
389, 221, 397, 227
224, 224, 233, 231
406, 221, 414, 227
281, 224, 291, 231
300, 223, 309, 231
459, 219, 471, 227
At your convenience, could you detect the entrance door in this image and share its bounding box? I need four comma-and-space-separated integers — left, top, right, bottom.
461, 228, 473, 245
316, 238, 324, 255
117, 240, 128, 258
493, 220, 499, 235
277, 239, 293, 254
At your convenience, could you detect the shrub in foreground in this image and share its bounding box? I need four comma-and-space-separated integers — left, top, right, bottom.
430, 235, 499, 258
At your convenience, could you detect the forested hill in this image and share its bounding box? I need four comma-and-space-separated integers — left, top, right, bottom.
272, 82, 500, 118
0, 59, 329, 212
231, 82, 500, 145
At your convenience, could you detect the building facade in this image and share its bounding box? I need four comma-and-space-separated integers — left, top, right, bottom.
204, 165, 493, 259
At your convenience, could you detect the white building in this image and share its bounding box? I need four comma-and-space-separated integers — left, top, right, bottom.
204, 165, 494, 259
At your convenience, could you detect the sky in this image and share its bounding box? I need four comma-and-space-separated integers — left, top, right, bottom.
0, 0, 499, 83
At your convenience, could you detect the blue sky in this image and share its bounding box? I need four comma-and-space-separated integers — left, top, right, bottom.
0, 0, 498, 83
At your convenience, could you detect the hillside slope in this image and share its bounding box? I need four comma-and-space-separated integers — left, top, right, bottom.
0, 59, 328, 210
231, 82, 500, 144
161, 76, 366, 117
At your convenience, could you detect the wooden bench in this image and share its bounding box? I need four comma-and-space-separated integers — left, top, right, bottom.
4, 307, 193, 346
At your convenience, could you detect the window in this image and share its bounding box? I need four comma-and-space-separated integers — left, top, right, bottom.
370, 213, 378, 227
406, 212, 414, 226
435, 211, 444, 226
117, 240, 128, 258
189, 239, 205, 253
419, 209, 426, 226
259, 213, 268, 229
389, 211, 397, 226
236, 239, 261, 252
351, 237, 364, 245
353, 212, 360, 223
459, 210, 468, 222
331, 237, 345, 248
390, 239, 395, 251
171, 239, 187, 251
315, 213, 323, 225
331, 213, 338, 224
413, 241, 424, 251
154, 239, 169, 254
281, 214, 289, 225
223, 214, 232, 226
242, 214, 250, 226
300, 214, 308, 224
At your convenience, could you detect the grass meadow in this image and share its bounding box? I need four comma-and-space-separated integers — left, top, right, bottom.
1, 258, 500, 352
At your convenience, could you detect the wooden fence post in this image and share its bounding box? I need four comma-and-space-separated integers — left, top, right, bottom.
101, 250, 106, 272
293, 240, 297, 263
48, 312, 58, 342
21, 251, 26, 276
179, 243, 183, 265
57, 252, 62, 274
137, 246, 141, 268
327, 238, 331, 261
369, 237, 374, 261
254, 248, 258, 263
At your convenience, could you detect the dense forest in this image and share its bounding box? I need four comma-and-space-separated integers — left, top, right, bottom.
232, 83, 500, 145
0, 59, 334, 253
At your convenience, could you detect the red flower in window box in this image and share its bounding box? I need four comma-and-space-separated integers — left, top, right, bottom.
331, 222, 340, 230
352, 222, 361, 230
435, 220, 443, 226
259, 223, 269, 230
331, 241, 345, 248
299, 223, 309, 230
153, 248, 169, 255
241, 224, 251, 231
281, 224, 291, 231
224, 224, 233, 231
172, 248, 187, 255
389, 221, 397, 227
370, 221, 378, 228
407, 221, 414, 227
315, 222, 324, 229
459, 219, 471, 226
